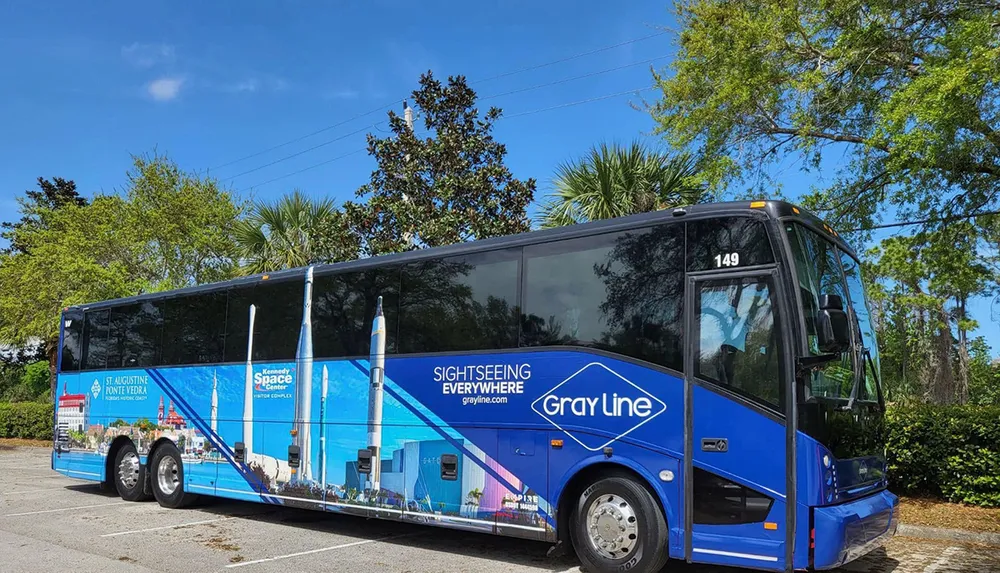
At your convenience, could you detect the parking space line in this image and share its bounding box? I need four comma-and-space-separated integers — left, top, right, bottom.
101, 516, 234, 537
4, 501, 129, 517
923, 546, 962, 573
225, 534, 416, 568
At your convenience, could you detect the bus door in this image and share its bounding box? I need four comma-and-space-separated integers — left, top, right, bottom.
683, 271, 791, 571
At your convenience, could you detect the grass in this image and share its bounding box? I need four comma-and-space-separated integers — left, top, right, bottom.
899, 496, 1000, 534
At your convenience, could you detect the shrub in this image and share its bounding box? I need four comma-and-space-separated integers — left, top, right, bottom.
886, 405, 1000, 507
22, 361, 50, 397
0, 402, 54, 440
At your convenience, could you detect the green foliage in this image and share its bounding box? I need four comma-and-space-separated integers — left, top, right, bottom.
0, 154, 244, 347
652, 0, 1000, 227
887, 405, 1000, 507
866, 220, 997, 404
539, 141, 707, 228
234, 190, 359, 273
0, 402, 53, 440
21, 361, 50, 397
347, 72, 536, 255
1, 177, 87, 255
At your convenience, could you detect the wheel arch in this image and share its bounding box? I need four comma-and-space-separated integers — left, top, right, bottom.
146, 437, 179, 471
553, 456, 677, 544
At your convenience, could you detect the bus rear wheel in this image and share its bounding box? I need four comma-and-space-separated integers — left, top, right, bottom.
113, 442, 151, 501
150, 443, 197, 509
569, 475, 668, 573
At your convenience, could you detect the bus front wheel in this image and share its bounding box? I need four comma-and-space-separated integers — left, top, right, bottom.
149, 443, 197, 509
569, 475, 668, 573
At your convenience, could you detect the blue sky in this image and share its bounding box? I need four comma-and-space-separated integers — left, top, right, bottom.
2, 1, 998, 352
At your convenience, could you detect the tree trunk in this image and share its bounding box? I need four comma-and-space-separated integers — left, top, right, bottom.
46, 335, 58, 397
926, 303, 956, 405
955, 297, 970, 405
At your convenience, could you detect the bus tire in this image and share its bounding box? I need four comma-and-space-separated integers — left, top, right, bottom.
569, 475, 668, 573
150, 443, 197, 509
113, 442, 151, 502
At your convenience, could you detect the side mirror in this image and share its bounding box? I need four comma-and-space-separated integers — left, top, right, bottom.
816, 294, 850, 353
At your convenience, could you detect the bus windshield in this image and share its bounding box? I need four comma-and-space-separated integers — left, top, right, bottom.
784, 223, 881, 404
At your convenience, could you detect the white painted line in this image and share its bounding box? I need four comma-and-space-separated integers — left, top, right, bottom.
225, 534, 415, 568
3, 501, 129, 517
102, 516, 234, 537
692, 548, 779, 562
54, 469, 102, 478
923, 546, 962, 573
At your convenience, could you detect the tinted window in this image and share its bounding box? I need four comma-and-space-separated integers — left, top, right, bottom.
840, 253, 879, 402
225, 279, 303, 362
82, 310, 110, 371
161, 292, 227, 365
60, 312, 83, 372
521, 225, 684, 370
399, 249, 519, 353
693, 468, 773, 525
108, 301, 163, 368
695, 277, 782, 411
687, 217, 774, 271
314, 267, 400, 357
785, 223, 854, 400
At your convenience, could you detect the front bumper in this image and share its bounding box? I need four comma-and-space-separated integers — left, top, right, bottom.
813, 489, 898, 570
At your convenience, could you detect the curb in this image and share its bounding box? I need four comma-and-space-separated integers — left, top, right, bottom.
898, 524, 1000, 546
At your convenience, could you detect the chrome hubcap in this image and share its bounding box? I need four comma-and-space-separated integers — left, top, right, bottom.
118, 452, 140, 489
157, 456, 180, 496
586, 494, 639, 560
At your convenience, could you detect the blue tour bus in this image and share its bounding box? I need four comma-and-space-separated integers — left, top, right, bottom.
52, 200, 897, 572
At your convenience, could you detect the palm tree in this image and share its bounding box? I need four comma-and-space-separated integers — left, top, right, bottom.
234, 191, 357, 273
539, 142, 707, 228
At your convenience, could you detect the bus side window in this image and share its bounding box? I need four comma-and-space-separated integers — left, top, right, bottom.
687, 217, 774, 272
60, 312, 84, 372
81, 309, 110, 371
398, 249, 519, 353
694, 277, 782, 412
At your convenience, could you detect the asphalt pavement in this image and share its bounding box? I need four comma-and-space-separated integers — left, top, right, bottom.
1, 446, 997, 573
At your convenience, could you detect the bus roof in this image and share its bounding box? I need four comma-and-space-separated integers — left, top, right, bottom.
66, 199, 853, 312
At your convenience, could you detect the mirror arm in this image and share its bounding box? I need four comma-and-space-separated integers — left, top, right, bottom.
795, 353, 839, 376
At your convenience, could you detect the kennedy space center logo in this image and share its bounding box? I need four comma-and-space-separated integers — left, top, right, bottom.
531, 362, 666, 451
254, 367, 293, 393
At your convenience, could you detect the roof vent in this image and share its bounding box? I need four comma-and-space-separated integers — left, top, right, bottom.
672, 208, 687, 217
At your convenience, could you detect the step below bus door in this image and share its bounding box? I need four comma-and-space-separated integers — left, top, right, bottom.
683, 271, 796, 572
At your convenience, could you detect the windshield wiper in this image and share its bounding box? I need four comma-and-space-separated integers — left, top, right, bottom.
841, 345, 869, 411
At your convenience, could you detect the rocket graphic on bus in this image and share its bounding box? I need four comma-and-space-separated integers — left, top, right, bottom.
367, 295, 386, 492
243, 304, 256, 456
291, 266, 315, 484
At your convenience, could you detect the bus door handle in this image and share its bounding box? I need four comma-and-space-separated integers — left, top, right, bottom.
701, 438, 728, 453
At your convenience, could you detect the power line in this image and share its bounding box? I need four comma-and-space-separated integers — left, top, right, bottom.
239, 148, 368, 193
212, 31, 667, 172
481, 55, 669, 102
210, 102, 395, 171
503, 86, 655, 118
240, 87, 656, 191
470, 30, 666, 85
846, 209, 1000, 232
222, 123, 379, 182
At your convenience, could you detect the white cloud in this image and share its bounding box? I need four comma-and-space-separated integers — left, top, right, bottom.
121, 42, 175, 68
146, 77, 184, 101
227, 79, 260, 93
